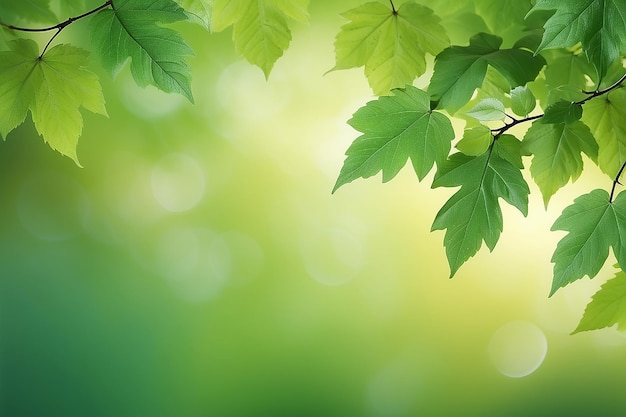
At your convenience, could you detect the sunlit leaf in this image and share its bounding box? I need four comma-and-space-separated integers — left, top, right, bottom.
574, 266, 626, 333
331, 1, 449, 95
0, 39, 106, 164
212, 0, 309, 77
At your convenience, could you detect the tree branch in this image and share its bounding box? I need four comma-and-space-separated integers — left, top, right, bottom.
0, 0, 113, 56
491, 73, 626, 139
610, 161, 626, 203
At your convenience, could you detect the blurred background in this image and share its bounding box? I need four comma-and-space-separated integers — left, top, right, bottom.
2, 1, 626, 416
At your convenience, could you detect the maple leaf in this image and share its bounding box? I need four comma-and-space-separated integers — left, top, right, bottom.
550, 190, 626, 295
90, 0, 194, 101
212, 0, 309, 77
522, 121, 598, 206
431, 137, 530, 276
333, 86, 454, 192
573, 266, 626, 333
428, 33, 545, 114
0, 39, 107, 165
530, 0, 626, 80
331, 1, 449, 95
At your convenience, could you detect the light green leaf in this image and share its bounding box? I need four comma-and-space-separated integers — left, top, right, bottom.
541, 100, 583, 124
176, 0, 214, 29
0, 0, 57, 23
550, 190, 626, 295
543, 50, 593, 104
574, 266, 626, 333
465, 98, 506, 121
582, 88, 626, 178
331, 1, 449, 95
0, 39, 107, 165
456, 125, 493, 156
474, 0, 534, 43
333, 86, 454, 192
90, 0, 194, 101
431, 139, 530, 276
428, 33, 545, 114
510, 85, 536, 117
212, 0, 309, 77
530, 0, 626, 80
522, 121, 598, 206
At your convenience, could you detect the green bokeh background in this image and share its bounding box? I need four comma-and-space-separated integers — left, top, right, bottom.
2, 2, 626, 416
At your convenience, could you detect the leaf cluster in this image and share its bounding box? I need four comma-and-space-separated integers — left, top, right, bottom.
3, 0, 626, 334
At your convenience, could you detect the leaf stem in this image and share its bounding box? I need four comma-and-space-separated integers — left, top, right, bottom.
491, 72, 626, 139
0, 0, 113, 56
610, 161, 626, 203
389, 0, 397, 14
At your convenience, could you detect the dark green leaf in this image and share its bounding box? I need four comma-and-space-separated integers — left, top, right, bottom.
90, 0, 194, 101
428, 33, 545, 113
541, 100, 583, 124
431, 140, 530, 276
550, 190, 626, 295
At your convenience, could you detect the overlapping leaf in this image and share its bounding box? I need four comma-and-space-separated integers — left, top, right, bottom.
90, 0, 194, 101
212, 0, 309, 77
331, 1, 449, 95
522, 121, 598, 205
333, 86, 454, 192
431, 136, 530, 276
176, 0, 214, 28
574, 266, 626, 333
530, 0, 626, 80
428, 33, 545, 113
582, 89, 626, 177
0, 39, 107, 164
550, 190, 626, 295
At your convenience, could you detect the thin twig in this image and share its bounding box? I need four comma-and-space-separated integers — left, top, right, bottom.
610, 162, 626, 203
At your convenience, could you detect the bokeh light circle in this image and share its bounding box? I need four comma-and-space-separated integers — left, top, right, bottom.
488, 321, 548, 378
151, 153, 206, 212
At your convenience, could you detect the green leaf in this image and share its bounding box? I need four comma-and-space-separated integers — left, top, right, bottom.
428, 32, 545, 114
522, 121, 598, 206
541, 100, 583, 124
431, 139, 530, 276
464, 98, 506, 121
456, 125, 493, 156
474, 0, 534, 43
543, 50, 594, 103
550, 190, 626, 295
574, 266, 626, 333
212, 0, 309, 77
0, 39, 107, 165
530, 0, 626, 80
333, 86, 454, 192
90, 0, 194, 101
582, 89, 626, 178
510, 85, 536, 117
176, 0, 214, 29
331, 1, 449, 95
